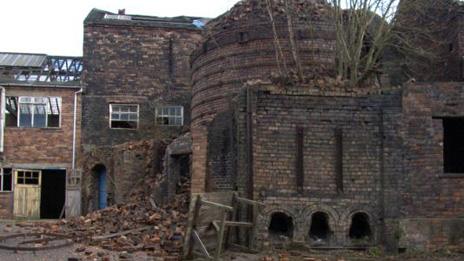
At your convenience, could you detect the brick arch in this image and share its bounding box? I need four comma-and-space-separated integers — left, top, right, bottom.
302, 205, 340, 233
341, 209, 377, 243
260, 206, 297, 229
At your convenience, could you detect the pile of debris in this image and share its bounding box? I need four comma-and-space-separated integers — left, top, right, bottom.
33, 173, 191, 259
207, 0, 332, 31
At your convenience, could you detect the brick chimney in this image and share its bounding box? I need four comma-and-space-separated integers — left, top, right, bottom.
118, 9, 126, 15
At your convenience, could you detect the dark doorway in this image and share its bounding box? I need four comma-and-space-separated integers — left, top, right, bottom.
349, 212, 372, 240
175, 154, 190, 194
40, 169, 66, 219
268, 212, 294, 238
309, 212, 331, 241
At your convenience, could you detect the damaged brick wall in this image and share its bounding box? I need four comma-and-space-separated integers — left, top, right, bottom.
191, 0, 336, 193
81, 10, 203, 214
83, 10, 202, 148
81, 139, 166, 213
235, 84, 402, 248
400, 82, 464, 249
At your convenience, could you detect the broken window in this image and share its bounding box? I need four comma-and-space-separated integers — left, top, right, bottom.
7, 96, 61, 128
156, 106, 183, 126
443, 118, 464, 173
0, 168, 12, 192
268, 212, 294, 238
5, 97, 18, 127
349, 212, 372, 240
110, 104, 139, 129
309, 212, 331, 242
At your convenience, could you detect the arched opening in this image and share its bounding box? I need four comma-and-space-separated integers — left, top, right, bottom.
309, 212, 331, 243
92, 164, 107, 210
268, 212, 294, 238
349, 212, 372, 240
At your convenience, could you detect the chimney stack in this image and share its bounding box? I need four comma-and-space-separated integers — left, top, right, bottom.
118, 9, 126, 15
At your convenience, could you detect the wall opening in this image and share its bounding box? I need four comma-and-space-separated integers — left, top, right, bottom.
175, 154, 190, 194
443, 118, 464, 173
92, 164, 107, 210
349, 212, 372, 240
40, 169, 66, 219
268, 212, 294, 238
309, 212, 331, 242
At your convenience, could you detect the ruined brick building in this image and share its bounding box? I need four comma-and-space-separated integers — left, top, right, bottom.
188, 0, 464, 252
0, 0, 463, 254
0, 53, 83, 219
80, 9, 204, 213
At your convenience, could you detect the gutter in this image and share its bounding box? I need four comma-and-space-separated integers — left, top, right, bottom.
0, 83, 81, 89
0, 86, 5, 153
72, 88, 83, 171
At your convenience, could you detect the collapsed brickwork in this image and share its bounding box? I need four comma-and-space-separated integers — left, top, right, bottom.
81, 139, 166, 213
188, 0, 464, 253
81, 9, 203, 213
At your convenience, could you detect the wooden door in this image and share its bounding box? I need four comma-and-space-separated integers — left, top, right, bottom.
13, 170, 41, 218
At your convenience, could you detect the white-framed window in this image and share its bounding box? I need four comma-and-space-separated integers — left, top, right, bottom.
0, 168, 12, 192
109, 104, 139, 129
156, 106, 184, 126
6, 96, 61, 128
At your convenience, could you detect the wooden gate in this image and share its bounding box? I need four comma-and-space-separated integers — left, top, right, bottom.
13, 170, 42, 218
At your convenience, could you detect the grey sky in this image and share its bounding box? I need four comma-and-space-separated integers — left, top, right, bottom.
0, 0, 239, 56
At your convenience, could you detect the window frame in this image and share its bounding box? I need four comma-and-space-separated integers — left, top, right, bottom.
8, 96, 62, 129
0, 168, 13, 192
109, 103, 140, 129
441, 117, 464, 175
155, 106, 184, 126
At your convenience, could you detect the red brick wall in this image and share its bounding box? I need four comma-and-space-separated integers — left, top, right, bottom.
3, 86, 80, 167
402, 83, 464, 218
0, 193, 13, 219
0, 85, 81, 218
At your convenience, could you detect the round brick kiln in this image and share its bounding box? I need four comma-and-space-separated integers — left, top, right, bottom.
190, 0, 336, 193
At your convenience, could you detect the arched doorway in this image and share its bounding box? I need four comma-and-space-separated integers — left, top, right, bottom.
349, 212, 372, 243
268, 212, 294, 239
92, 164, 107, 209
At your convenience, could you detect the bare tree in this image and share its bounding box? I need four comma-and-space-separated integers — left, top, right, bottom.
331, 0, 398, 87
331, 0, 459, 86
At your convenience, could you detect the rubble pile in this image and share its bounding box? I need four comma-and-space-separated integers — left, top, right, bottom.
35, 174, 191, 259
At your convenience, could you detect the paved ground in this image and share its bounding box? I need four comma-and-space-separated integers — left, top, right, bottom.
0, 222, 157, 261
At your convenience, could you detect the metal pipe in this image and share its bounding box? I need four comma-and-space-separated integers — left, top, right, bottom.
0, 86, 5, 153
72, 88, 83, 171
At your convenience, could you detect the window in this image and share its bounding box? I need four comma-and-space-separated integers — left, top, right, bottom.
5, 97, 18, 127
443, 118, 464, 173
0, 168, 12, 192
110, 104, 139, 129
6, 96, 61, 128
16, 170, 40, 185
156, 106, 183, 126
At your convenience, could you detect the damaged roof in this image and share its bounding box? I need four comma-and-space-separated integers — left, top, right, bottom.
84, 9, 209, 30
0, 53, 47, 68
0, 52, 82, 87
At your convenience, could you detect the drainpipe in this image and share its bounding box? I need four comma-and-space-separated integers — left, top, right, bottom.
72, 88, 83, 171
0, 86, 5, 153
